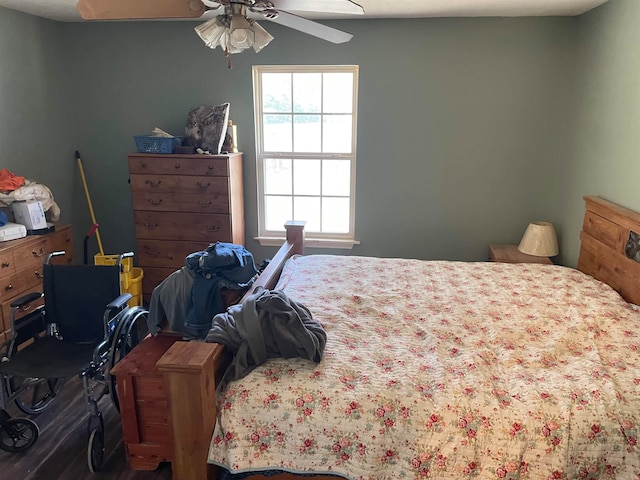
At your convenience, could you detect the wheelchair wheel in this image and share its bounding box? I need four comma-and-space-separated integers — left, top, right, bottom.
5, 376, 66, 415
0, 417, 39, 453
87, 425, 104, 472
108, 307, 148, 412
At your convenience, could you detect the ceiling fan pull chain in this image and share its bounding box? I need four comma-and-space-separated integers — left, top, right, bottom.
224, 46, 233, 69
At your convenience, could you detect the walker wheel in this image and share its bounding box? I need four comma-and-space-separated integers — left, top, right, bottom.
0, 417, 39, 452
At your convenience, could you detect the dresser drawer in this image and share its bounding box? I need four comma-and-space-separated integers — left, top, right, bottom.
142, 267, 177, 298
129, 155, 230, 176
13, 238, 48, 269
1, 285, 44, 333
133, 211, 231, 242
47, 226, 74, 257
131, 191, 180, 211
0, 251, 15, 279
130, 174, 180, 192
0, 271, 23, 302
137, 239, 209, 269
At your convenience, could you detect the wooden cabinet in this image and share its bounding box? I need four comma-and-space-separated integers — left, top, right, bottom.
110, 333, 182, 470
488, 243, 553, 265
128, 153, 245, 302
0, 225, 73, 340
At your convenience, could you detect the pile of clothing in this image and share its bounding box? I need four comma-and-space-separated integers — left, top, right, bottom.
206, 286, 327, 383
147, 242, 258, 338
0, 168, 60, 221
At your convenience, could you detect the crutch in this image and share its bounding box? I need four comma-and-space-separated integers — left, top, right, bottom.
75, 150, 104, 256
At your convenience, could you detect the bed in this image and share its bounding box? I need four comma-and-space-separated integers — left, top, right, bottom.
156, 196, 640, 480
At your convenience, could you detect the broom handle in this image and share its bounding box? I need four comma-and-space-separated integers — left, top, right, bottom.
75, 150, 105, 256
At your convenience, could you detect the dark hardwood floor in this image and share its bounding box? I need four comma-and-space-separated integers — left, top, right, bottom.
0, 375, 172, 479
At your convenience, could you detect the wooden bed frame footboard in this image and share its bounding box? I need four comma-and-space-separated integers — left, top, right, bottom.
156, 221, 308, 480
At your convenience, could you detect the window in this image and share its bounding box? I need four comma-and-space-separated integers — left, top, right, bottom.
253, 65, 359, 247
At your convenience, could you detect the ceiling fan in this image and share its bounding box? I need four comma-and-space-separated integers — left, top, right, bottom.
76, 0, 364, 65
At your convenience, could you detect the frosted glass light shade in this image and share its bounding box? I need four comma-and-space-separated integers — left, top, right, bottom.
194, 16, 273, 54
518, 221, 559, 257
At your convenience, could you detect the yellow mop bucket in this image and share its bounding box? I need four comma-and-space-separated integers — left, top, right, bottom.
94, 253, 144, 307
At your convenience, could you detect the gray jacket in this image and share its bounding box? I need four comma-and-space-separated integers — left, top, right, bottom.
206, 286, 327, 382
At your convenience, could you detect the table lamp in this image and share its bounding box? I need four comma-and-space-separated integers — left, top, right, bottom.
518, 221, 559, 257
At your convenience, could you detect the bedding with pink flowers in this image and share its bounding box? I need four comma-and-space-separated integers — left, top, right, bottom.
208, 255, 640, 479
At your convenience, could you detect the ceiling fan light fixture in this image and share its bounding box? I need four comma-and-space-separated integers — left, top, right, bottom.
250, 21, 274, 53
194, 16, 228, 48
194, 9, 273, 59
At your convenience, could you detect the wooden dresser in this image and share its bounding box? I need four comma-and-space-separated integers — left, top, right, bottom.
128, 153, 245, 302
0, 225, 73, 344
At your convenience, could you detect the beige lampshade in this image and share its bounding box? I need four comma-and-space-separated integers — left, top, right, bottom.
517, 221, 559, 257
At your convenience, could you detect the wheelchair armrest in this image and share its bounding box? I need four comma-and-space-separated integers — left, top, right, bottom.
95, 294, 133, 365
107, 293, 133, 312
10, 291, 43, 309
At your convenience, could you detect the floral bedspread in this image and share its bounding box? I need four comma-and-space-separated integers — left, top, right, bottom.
208, 256, 640, 479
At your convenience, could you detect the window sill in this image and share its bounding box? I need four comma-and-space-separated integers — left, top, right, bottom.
255, 236, 360, 250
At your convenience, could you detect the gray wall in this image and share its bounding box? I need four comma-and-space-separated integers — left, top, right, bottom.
1, 4, 616, 266
556, 0, 640, 266
0, 9, 75, 231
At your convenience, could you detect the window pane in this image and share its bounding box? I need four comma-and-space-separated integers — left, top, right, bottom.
264, 158, 292, 195
265, 195, 292, 231
322, 160, 351, 196
263, 73, 291, 112
264, 114, 292, 152
293, 115, 321, 152
322, 115, 352, 153
323, 73, 353, 113
294, 196, 321, 232
322, 197, 350, 233
293, 73, 321, 113
293, 159, 320, 195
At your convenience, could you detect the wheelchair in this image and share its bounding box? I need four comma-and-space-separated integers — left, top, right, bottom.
0, 251, 148, 472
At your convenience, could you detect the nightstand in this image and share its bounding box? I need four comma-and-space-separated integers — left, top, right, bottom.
488, 244, 553, 265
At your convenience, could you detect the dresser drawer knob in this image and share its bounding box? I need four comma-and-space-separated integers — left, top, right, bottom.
141, 162, 148, 169
196, 182, 211, 190
207, 225, 221, 232
198, 200, 213, 207
32, 248, 45, 257
174, 164, 181, 169
149, 199, 163, 206
207, 164, 214, 170
1, 262, 9, 268
145, 223, 159, 230
4, 283, 13, 291
146, 180, 162, 187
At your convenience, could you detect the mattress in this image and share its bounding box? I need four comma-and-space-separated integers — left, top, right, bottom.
208, 255, 640, 479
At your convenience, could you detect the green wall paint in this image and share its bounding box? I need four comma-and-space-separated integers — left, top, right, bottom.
2, 3, 628, 267
557, 0, 640, 266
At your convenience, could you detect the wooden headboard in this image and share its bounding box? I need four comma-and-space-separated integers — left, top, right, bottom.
578, 195, 640, 305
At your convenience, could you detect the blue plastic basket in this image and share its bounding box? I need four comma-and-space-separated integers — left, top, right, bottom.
134, 135, 184, 154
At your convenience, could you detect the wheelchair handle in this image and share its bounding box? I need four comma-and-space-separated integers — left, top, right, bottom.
45, 251, 66, 265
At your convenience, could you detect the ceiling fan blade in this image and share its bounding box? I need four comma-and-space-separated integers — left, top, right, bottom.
77, 0, 206, 20
274, 0, 364, 15
265, 11, 353, 43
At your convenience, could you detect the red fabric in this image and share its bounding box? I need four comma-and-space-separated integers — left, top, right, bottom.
0, 168, 25, 191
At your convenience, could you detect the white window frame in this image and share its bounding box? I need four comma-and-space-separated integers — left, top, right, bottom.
252, 65, 359, 249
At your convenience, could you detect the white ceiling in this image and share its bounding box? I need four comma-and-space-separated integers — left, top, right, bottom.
0, 0, 610, 23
